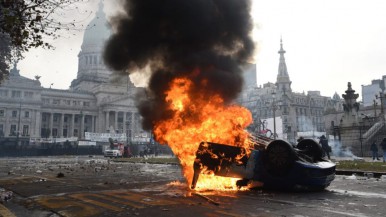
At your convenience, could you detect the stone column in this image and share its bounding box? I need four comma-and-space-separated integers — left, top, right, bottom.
105, 111, 110, 132
114, 111, 118, 133
123, 112, 127, 134
49, 113, 53, 138
70, 114, 75, 137
91, 115, 94, 132
80, 114, 85, 139
35, 110, 41, 137
60, 113, 64, 137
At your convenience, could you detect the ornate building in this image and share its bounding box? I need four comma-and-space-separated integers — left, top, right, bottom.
239, 39, 344, 143
0, 3, 144, 145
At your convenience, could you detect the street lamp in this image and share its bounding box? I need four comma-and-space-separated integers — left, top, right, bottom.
358, 120, 364, 157
375, 92, 385, 120
373, 99, 378, 118
16, 100, 21, 145
271, 91, 279, 139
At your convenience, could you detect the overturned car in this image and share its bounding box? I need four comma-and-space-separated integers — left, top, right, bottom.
191, 138, 335, 191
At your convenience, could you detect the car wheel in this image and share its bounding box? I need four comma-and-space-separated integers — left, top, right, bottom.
266, 140, 296, 176
296, 139, 323, 161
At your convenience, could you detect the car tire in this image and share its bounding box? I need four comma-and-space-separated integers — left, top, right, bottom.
296, 139, 323, 161
265, 140, 296, 176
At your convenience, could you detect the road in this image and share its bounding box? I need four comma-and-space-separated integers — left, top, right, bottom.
0, 156, 386, 217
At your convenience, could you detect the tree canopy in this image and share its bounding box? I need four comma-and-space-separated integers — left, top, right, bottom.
0, 0, 89, 82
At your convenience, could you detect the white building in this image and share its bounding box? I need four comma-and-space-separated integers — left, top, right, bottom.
362, 79, 384, 107
0, 3, 145, 145
238, 39, 344, 143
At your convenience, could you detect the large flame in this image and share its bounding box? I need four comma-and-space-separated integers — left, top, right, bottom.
153, 74, 253, 190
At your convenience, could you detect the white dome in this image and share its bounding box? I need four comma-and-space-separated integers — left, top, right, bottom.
81, 2, 111, 51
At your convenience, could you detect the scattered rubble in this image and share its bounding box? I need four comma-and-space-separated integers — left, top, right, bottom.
0, 188, 13, 203
57, 172, 65, 178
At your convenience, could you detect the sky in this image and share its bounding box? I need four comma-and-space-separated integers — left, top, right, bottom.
17, 0, 386, 101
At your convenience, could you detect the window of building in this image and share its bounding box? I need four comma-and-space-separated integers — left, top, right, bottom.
24, 111, 29, 118
83, 101, 90, 107
42, 98, 50, 104
22, 125, 29, 136
0, 110, 4, 117
0, 124, 3, 135
12, 110, 17, 118
53, 99, 60, 105
52, 128, 58, 137
63, 128, 68, 137
94, 56, 97, 64
74, 117, 78, 123
0, 90, 8, 97
65, 100, 71, 105
54, 115, 58, 122
10, 125, 16, 136
24, 91, 33, 98
11, 91, 21, 98
64, 116, 68, 122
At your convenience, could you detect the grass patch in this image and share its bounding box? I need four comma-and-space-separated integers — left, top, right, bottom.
336, 160, 386, 173
111, 157, 179, 164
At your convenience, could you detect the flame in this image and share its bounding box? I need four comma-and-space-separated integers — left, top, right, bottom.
153, 75, 253, 190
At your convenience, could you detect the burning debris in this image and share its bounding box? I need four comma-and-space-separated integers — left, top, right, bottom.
104, 0, 255, 189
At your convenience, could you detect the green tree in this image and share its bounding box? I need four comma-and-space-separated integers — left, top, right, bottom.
0, 0, 88, 82
0, 33, 12, 81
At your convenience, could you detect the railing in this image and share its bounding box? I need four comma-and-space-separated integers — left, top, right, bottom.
363, 120, 385, 143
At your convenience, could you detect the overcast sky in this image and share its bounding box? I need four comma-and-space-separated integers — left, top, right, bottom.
18, 0, 386, 101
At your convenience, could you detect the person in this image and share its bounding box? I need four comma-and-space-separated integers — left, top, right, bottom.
319, 135, 331, 160
380, 138, 386, 162
370, 141, 380, 161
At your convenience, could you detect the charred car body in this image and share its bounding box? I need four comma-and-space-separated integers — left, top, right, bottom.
191, 138, 335, 191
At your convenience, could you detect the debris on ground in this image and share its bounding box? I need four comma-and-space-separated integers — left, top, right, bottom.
0, 188, 13, 203
57, 172, 65, 178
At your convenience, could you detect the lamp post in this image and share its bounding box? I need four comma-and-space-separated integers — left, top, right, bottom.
358, 120, 364, 157
79, 110, 83, 140
125, 121, 130, 146
375, 92, 386, 120
373, 99, 378, 118
271, 91, 279, 139
16, 100, 21, 145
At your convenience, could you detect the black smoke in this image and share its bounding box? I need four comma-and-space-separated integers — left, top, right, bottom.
103, 0, 255, 130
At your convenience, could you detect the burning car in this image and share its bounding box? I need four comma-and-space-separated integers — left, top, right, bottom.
191, 138, 335, 191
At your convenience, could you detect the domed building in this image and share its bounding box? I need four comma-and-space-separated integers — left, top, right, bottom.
0, 2, 146, 153
71, 1, 113, 90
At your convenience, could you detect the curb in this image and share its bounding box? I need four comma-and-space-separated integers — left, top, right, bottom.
336, 169, 386, 178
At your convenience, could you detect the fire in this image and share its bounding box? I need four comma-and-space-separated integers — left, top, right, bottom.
153, 74, 253, 190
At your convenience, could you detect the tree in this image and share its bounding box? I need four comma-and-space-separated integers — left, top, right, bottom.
0, 33, 12, 81
0, 0, 88, 82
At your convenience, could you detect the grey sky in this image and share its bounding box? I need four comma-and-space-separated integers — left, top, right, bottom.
18, 0, 386, 101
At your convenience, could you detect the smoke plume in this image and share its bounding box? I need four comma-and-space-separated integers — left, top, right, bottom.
103, 0, 255, 130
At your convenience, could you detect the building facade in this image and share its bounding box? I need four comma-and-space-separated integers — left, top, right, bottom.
239, 39, 344, 143
0, 3, 144, 145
